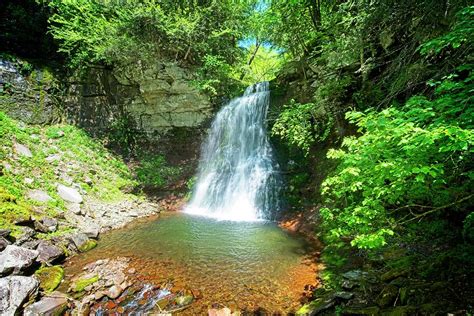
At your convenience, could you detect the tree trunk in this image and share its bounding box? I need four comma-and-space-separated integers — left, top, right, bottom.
240, 40, 261, 80
307, 0, 321, 31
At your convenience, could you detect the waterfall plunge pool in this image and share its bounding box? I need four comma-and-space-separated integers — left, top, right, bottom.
63, 213, 318, 314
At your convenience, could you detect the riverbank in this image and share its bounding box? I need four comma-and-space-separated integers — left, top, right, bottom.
0, 112, 163, 314
280, 206, 474, 315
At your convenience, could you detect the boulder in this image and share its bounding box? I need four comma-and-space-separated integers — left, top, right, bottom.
296, 297, 335, 315
14, 226, 36, 246
0, 237, 11, 251
23, 291, 68, 316
0, 229, 11, 238
69, 233, 88, 249
57, 184, 83, 203
0, 245, 39, 275
342, 270, 377, 283
377, 284, 399, 307
82, 222, 100, 239
36, 241, 64, 264
27, 189, 52, 203
33, 221, 49, 233
105, 285, 123, 299
13, 143, 32, 157
42, 217, 58, 232
0, 276, 39, 315
66, 202, 82, 215
69, 233, 96, 252
20, 240, 40, 250
334, 291, 354, 301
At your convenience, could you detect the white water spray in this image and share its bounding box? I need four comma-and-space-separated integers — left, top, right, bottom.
185, 82, 281, 221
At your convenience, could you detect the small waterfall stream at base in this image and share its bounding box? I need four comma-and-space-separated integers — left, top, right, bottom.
185, 82, 281, 221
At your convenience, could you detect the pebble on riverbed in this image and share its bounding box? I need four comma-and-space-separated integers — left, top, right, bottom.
66, 257, 199, 314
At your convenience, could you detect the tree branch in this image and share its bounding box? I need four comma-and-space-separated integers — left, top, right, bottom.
398, 193, 474, 225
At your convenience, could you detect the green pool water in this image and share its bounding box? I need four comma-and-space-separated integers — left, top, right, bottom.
65, 213, 317, 314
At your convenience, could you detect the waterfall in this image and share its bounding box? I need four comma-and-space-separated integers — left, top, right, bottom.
185, 82, 281, 221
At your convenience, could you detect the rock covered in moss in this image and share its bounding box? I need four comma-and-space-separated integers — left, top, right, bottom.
296, 297, 335, 315
343, 306, 380, 315
78, 239, 97, 252
0, 245, 39, 275
35, 266, 64, 293
72, 274, 99, 293
69, 233, 94, 252
376, 284, 399, 307
0, 275, 39, 315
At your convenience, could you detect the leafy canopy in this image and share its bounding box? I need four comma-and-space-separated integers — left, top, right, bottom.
321, 63, 473, 249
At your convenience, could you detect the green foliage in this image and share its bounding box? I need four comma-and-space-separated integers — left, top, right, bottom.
46, 0, 248, 67
320, 64, 474, 249
45, 126, 64, 139
194, 54, 243, 98
463, 212, 474, 242
135, 154, 181, 188
240, 45, 287, 85
272, 99, 333, 154
420, 6, 474, 56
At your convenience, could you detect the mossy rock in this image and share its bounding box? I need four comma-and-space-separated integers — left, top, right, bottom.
296, 298, 334, 315
35, 265, 64, 293
73, 274, 99, 292
175, 295, 193, 306
381, 267, 409, 282
376, 284, 399, 307
0, 190, 16, 203
78, 239, 97, 252
343, 306, 380, 315
380, 306, 417, 316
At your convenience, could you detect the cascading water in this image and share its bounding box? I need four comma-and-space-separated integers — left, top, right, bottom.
185, 82, 281, 221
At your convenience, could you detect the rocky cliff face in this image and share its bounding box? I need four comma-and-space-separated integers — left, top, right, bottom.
65, 60, 212, 139
0, 59, 62, 124
1, 57, 213, 140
